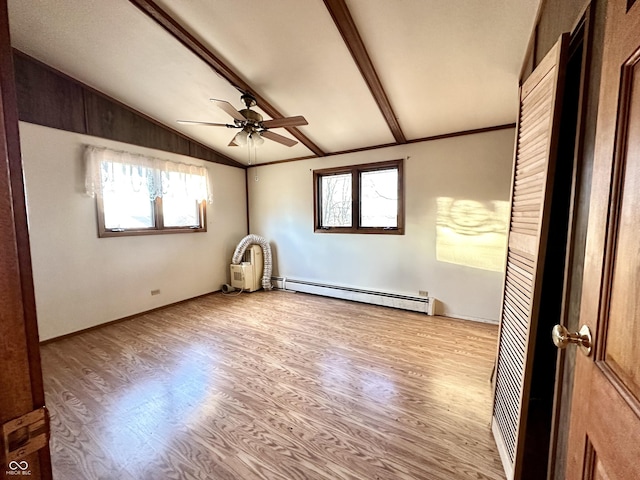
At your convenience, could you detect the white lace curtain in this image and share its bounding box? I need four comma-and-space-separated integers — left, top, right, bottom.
84, 146, 212, 203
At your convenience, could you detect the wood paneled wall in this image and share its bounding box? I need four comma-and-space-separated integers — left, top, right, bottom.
12, 51, 243, 169
535, 0, 593, 69
521, 1, 593, 80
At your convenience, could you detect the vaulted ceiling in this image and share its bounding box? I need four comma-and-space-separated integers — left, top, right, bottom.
8, 0, 539, 165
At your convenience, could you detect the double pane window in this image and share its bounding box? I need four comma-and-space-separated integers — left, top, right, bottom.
314, 159, 404, 234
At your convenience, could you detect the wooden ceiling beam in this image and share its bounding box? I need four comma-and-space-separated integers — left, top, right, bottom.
129, 0, 325, 157
323, 0, 406, 144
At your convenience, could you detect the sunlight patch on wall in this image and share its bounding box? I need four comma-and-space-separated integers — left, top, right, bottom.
436, 197, 509, 272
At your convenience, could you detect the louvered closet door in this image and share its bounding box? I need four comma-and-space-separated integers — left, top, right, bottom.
492, 34, 569, 480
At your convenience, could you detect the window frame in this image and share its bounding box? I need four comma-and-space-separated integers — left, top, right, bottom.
96, 180, 207, 238
313, 159, 404, 235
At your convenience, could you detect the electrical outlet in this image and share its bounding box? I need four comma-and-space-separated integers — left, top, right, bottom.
418, 290, 429, 297
151, 289, 161, 296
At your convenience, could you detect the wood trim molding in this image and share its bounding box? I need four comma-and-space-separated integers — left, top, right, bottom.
256, 123, 516, 167
547, 10, 593, 478
0, 0, 52, 475
128, 0, 325, 157
323, 0, 406, 144
245, 168, 251, 234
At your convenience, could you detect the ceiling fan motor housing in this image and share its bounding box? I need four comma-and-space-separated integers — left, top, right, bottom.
238, 108, 263, 126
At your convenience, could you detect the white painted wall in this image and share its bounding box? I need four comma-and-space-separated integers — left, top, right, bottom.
248, 128, 515, 322
20, 122, 247, 341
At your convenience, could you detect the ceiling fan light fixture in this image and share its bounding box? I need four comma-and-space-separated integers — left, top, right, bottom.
250, 132, 265, 147
235, 129, 249, 146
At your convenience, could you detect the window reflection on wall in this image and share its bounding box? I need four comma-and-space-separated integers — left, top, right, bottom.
436, 197, 509, 272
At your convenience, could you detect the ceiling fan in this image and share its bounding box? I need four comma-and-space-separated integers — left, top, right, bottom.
177, 92, 308, 147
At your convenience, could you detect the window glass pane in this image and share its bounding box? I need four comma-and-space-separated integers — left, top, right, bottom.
321, 173, 352, 227
163, 197, 199, 227
360, 168, 398, 227
102, 164, 155, 229
162, 171, 201, 227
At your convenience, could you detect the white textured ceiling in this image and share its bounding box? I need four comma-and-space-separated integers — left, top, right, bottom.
8, 0, 539, 165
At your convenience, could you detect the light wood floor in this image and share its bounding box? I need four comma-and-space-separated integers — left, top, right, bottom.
41, 291, 505, 480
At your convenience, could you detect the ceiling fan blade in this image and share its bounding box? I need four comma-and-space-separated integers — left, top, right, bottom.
262, 130, 298, 147
261, 115, 308, 129
211, 99, 246, 122
177, 120, 232, 127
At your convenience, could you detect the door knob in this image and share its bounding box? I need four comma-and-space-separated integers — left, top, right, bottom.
552, 324, 592, 356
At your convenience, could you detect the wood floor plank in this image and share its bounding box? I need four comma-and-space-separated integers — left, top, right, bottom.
41, 291, 505, 479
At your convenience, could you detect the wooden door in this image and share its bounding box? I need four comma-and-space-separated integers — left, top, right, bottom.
565, 0, 640, 478
0, 0, 51, 478
492, 34, 569, 480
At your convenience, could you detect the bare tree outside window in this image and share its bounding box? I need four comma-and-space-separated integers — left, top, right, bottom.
321, 173, 352, 227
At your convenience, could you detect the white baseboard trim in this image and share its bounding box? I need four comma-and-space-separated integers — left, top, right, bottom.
272, 277, 434, 315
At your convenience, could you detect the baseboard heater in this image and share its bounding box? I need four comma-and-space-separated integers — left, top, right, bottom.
272, 277, 434, 315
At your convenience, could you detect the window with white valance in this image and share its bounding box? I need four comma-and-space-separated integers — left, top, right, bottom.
84, 146, 212, 237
